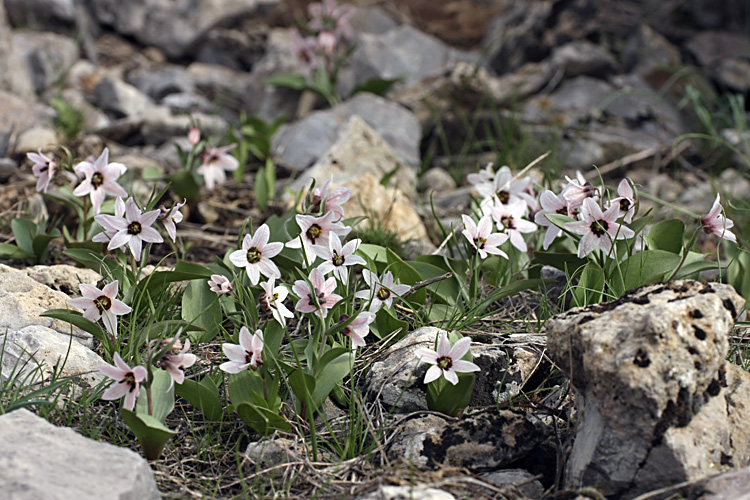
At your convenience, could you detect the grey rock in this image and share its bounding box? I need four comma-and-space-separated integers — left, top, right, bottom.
0, 272, 91, 347
551, 40, 618, 78
162, 92, 215, 114
387, 409, 550, 471
272, 93, 421, 171
195, 26, 266, 71
0, 1, 40, 99
714, 58, 750, 93
685, 31, 750, 67
702, 465, 750, 500
24, 264, 100, 295
4, 0, 76, 26
0, 325, 106, 388
186, 62, 251, 111
94, 77, 154, 119
356, 485, 456, 500
352, 25, 479, 87
15, 126, 59, 154
125, 64, 194, 101
244, 437, 301, 472
546, 280, 749, 497
349, 5, 399, 36
481, 469, 545, 499
418, 168, 456, 194
0, 90, 55, 154
140, 106, 228, 146
0, 409, 160, 500
623, 25, 682, 77
59, 88, 112, 132
13, 32, 79, 94
88, 0, 277, 58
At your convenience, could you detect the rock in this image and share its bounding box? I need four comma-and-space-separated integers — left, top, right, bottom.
0, 1, 35, 99
186, 62, 250, 108
24, 264, 101, 295
0, 325, 106, 388
352, 25, 479, 87
700, 465, 750, 500
13, 32, 79, 94
88, 0, 277, 59
387, 409, 551, 471
483, 1, 553, 76
14, 126, 59, 154
0, 90, 56, 154
162, 92, 215, 114
140, 105, 228, 145
546, 280, 749, 497
714, 58, 750, 94
348, 5, 398, 37
481, 469, 545, 499
550, 40, 618, 78
244, 437, 301, 472
356, 485, 456, 500
685, 31, 750, 67
623, 25, 682, 78
272, 93, 421, 171
0, 409, 161, 500
125, 64, 194, 101
195, 25, 266, 71
59, 88, 111, 132
4, 0, 77, 27
94, 77, 154, 119
0, 272, 91, 347
418, 168, 456, 194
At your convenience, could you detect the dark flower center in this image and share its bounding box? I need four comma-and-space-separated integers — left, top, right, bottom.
244, 351, 262, 370
246, 247, 261, 264
95, 295, 112, 312
496, 190, 510, 204
437, 356, 453, 371
474, 236, 487, 249
500, 216, 514, 230
306, 224, 323, 243
123, 373, 138, 393
91, 172, 104, 188
127, 222, 142, 235
556, 207, 568, 215
332, 250, 345, 266
308, 290, 328, 307
339, 313, 351, 336
590, 219, 608, 237
619, 199, 631, 212
376, 287, 391, 301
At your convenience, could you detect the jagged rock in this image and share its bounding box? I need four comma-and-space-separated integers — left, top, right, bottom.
546, 280, 749, 498
0, 325, 106, 388
418, 168, 456, 194
0, 409, 161, 500
481, 469, 545, 499
0, 1, 35, 99
713, 58, 750, 93
187, 62, 251, 108
356, 485, 456, 500
195, 25, 266, 71
0, 90, 56, 155
550, 40, 618, 78
88, 0, 277, 59
387, 409, 551, 471
94, 77, 154, 119
0, 272, 92, 347
272, 93, 421, 171
685, 31, 750, 67
23, 264, 100, 295
15, 126, 59, 154
352, 25, 479, 86
13, 32, 79, 94
623, 25, 682, 79
125, 64, 194, 101
348, 5, 399, 36
4, 0, 77, 27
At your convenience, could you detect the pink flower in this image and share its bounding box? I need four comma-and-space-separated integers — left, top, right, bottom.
260, 278, 294, 326
73, 148, 128, 214
27, 148, 59, 193
609, 179, 637, 224
220, 326, 264, 373
461, 214, 509, 259
475, 165, 533, 206
229, 224, 283, 286
197, 145, 239, 190
99, 352, 148, 410
93, 197, 126, 243
314, 233, 365, 284
308, 0, 355, 40
160, 199, 186, 243
534, 190, 571, 250
355, 270, 410, 313
286, 211, 351, 265
68, 280, 131, 337
100, 197, 164, 261
565, 198, 635, 258
292, 268, 342, 318
415, 332, 480, 385
208, 274, 234, 295
466, 162, 495, 189
490, 200, 538, 253
339, 312, 375, 349
309, 176, 351, 220
156, 338, 197, 389
291, 29, 324, 78
188, 127, 201, 146
562, 172, 599, 214
701, 193, 737, 244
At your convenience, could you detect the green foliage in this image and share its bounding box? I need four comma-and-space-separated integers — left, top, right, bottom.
0, 218, 61, 265
49, 97, 85, 141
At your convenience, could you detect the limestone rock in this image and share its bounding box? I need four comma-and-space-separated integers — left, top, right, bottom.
418, 168, 456, 194
272, 93, 421, 170
94, 77, 154, 119
685, 31, 750, 67
0, 325, 106, 388
13, 32, 79, 94
546, 280, 748, 497
24, 264, 100, 296
15, 126, 59, 154
356, 485, 456, 500
481, 469, 545, 499
0, 1, 35, 99
0, 90, 56, 155
0, 409, 160, 500
551, 40, 618, 78
0, 272, 91, 347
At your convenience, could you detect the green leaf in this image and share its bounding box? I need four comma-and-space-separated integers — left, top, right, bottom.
533, 251, 587, 273
255, 165, 270, 209
288, 369, 315, 408
11, 219, 36, 255
349, 77, 403, 97
0, 243, 32, 260
472, 279, 546, 318
120, 409, 175, 461
386, 248, 425, 306
571, 261, 605, 307
170, 169, 201, 202
372, 307, 407, 341
426, 373, 475, 417
610, 249, 682, 296
356, 244, 388, 265
181, 280, 222, 343
40, 309, 109, 346
264, 73, 308, 90
142, 165, 164, 181
136, 369, 175, 423
409, 261, 459, 306
235, 402, 291, 435
311, 350, 353, 411
644, 219, 685, 254
175, 376, 223, 421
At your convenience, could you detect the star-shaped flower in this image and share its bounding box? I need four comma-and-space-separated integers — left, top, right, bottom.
339, 312, 375, 349
415, 332, 480, 385
609, 179, 637, 224
292, 268, 342, 318
27, 148, 59, 193
155, 338, 197, 389
73, 148, 128, 214
68, 280, 131, 337
355, 270, 410, 313
208, 274, 234, 295
533, 190, 571, 250
565, 198, 635, 258
160, 199, 186, 243
220, 326, 264, 373
461, 214, 509, 259
99, 353, 147, 410
229, 224, 283, 286
260, 278, 294, 326
93, 197, 126, 243
197, 145, 239, 190
99, 197, 164, 261
490, 200, 538, 253
286, 211, 350, 266
701, 193, 737, 244
309, 176, 351, 220
314, 233, 365, 284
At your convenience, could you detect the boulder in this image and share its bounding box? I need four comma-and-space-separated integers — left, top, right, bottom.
0, 409, 160, 500
0, 1, 35, 99
546, 280, 749, 498
13, 32, 79, 94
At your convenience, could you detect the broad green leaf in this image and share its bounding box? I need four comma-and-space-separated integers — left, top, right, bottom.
372, 307, 407, 342
311, 350, 353, 410
11, 219, 35, 255
644, 219, 684, 254
265, 73, 308, 90
571, 261, 605, 307
175, 377, 223, 421
235, 402, 291, 435
349, 77, 403, 97
533, 251, 587, 273
181, 280, 222, 343
40, 309, 109, 346
136, 369, 174, 423
356, 244, 388, 265
170, 169, 200, 202
142, 165, 163, 181
409, 261, 459, 306
0, 243, 31, 260
120, 409, 175, 461
610, 249, 682, 296
472, 279, 546, 318
255, 165, 270, 209
386, 248, 424, 306
288, 369, 315, 407
426, 373, 475, 417
416, 254, 469, 280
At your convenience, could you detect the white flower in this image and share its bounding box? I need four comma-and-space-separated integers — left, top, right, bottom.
68, 280, 131, 337
160, 199, 186, 243
73, 148, 128, 214
355, 270, 410, 313
197, 145, 239, 190
286, 211, 350, 266
220, 326, 264, 373
340, 312, 375, 349
565, 198, 635, 258
701, 193, 737, 244
101, 198, 164, 261
314, 233, 365, 284
208, 274, 234, 295
533, 190, 571, 250
229, 224, 283, 286
260, 278, 294, 326
414, 332, 480, 385
490, 200, 538, 253
99, 353, 147, 410
27, 148, 59, 193
461, 214, 509, 259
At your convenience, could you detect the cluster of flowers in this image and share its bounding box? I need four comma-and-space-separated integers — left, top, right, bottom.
291, 0, 355, 78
